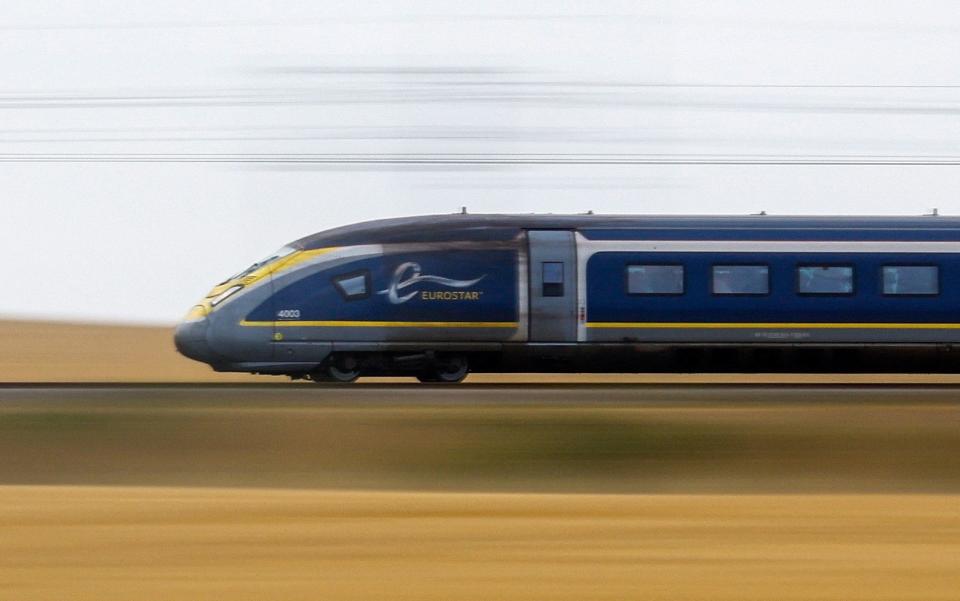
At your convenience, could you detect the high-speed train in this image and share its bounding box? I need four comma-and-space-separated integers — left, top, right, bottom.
174, 213, 960, 382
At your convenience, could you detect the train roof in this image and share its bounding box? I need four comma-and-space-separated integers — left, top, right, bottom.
293, 213, 960, 248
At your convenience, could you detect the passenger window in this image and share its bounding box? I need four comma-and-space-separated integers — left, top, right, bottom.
333, 271, 371, 300
797, 266, 854, 295
882, 265, 939, 295
712, 265, 769, 295
542, 262, 564, 297
627, 265, 684, 295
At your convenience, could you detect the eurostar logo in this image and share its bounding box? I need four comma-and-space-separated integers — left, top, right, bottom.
378, 262, 485, 304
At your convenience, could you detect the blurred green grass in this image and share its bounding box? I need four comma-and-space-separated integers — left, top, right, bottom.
1, 385, 959, 492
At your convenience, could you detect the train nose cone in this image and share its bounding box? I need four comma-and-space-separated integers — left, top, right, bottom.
174, 318, 213, 363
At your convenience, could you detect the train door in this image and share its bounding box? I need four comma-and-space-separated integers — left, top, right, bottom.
527, 230, 577, 342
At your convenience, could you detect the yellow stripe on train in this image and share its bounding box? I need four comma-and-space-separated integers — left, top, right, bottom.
586, 322, 960, 329
240, 320, 519, 328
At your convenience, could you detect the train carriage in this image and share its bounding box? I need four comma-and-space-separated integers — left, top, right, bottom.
175, 214, 960, 382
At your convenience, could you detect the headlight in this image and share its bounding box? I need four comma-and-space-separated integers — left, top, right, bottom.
210, 285, 243, 307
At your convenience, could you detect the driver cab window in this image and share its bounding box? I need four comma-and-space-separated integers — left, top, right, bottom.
333, 271, 371, 300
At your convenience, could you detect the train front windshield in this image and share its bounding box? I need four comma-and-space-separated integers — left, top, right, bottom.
220, 246, 297, 284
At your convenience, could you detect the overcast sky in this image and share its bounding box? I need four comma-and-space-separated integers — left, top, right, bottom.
3, 1, 960, 324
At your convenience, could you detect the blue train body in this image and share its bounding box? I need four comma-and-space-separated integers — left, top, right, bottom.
586, 251, 960, 340
175, 214, 960, 381
248, 249, 519, 328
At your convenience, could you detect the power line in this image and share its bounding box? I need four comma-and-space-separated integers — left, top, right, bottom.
2, 153, 959, 165
607, 84, 960, 88
2, 86, 960, 114
434, 81, 960, 89
0, 14, 656, 31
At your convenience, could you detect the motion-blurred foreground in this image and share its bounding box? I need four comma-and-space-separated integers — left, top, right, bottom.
3, 385, 960, 492
4, 487, 958, 601
1, 385, 960, 600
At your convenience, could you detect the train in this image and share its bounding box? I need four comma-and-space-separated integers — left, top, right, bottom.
174, 213, 960, 382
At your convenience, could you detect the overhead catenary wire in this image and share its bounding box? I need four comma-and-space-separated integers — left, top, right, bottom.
2, 85, 960, 115
1, 153, 960, 165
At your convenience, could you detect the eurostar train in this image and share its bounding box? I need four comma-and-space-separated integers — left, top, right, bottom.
174, 214, 960, 382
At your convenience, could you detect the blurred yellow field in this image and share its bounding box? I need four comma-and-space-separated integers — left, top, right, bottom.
2, 487, 958, 601
0, 320, 260, 383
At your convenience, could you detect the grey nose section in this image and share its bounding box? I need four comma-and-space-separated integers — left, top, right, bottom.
174, 319, 213, 363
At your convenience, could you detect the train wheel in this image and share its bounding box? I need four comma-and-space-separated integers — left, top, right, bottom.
418, 355, 469, 384
313, 355, 361, 383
